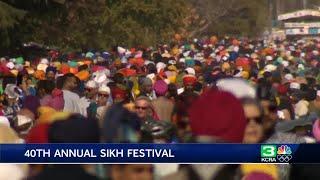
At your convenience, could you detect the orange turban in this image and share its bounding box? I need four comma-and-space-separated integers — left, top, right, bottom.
232, 39, 240, 46
118, 68, 136, 77
129, 58, 144, 67
114, 59, 122, 66
83, 59, 92, 66
210, 36, 218, 44
236, 57, 251, 71
60, 64, 70, 75
174, 34, 182, 41
76, 70, 90, 81
34, 70, 45, 80
69, 67, 78, 74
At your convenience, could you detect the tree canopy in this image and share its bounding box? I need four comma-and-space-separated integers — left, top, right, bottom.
0, 0, 270, 52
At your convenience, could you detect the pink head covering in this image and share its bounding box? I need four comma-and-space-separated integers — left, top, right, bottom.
313, 119, 320, 142
49, 89, 64, 111
153, 80, 168, 96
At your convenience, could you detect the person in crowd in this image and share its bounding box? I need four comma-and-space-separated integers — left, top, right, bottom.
134, 96, 155, 122
0, 124, 28, 179
242, 98, 265, 143
164, 88, 246, 180
167, 83, 178, 102
80, 80, 98, 117
4, 35, 320, 179
16, 72, 29, 97
110, 164, 153, 180
15, 95, 40, 137
2, 84, 21, 125
152, 80, 174, 121
45, 66, 57, 81
30, 114, 100, 180
139, 77, 156, 100
84, 80, 98, 101
96, 84, 111, 126
37, 80, 55, 106
61, 73, 81, 114
308, 90, 320, 117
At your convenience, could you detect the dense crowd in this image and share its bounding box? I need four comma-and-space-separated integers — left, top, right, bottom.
1, 36, 320, 179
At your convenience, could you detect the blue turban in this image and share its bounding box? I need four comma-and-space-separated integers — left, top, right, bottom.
46, 66, 57, 74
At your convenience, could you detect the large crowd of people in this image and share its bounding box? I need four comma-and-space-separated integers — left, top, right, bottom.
1, 36, 320, 179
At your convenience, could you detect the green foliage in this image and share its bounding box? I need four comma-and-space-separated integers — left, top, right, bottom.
218, 0, 268, 37
188, 0, 269, 38
9, 0, 188, 51
0, 1, 26, 47
0, 1, 26, 28
0, 0, 269, 51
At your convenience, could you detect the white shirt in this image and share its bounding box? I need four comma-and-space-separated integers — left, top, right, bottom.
62, 90, 81, 114
79, 97, 91, 117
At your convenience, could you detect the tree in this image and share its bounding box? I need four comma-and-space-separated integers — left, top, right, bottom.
0, 1, 26, 47
187, 0, 269, 38
4, 0, 189, 51
0, 0, 269, 52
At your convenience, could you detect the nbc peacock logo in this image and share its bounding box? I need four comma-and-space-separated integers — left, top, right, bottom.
261, 145, 293, 163
276, 145, 292, 163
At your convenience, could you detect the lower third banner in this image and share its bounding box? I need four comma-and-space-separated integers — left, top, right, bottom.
0, 143, 318, 163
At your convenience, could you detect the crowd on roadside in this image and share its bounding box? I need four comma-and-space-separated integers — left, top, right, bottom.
1, 36, 320, 179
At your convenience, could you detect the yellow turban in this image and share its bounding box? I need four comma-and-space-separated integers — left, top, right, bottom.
168, 65, 177, 72
37, 106, 70, 124
124, 102, 135, 112
38, 106, 57, 124
26, 67, 35, 75
38, 106, 56, 116
131, 77, 140, 97
171, 47, 179, 56
168, 75, 176, 84
221, 62, 231, 72
258, 70, 265, 79
10, 70, 19, 77
50, 112, 71, 122
53, 61, 62, 70
241, 164, 278, 180
242, 71, 250, 79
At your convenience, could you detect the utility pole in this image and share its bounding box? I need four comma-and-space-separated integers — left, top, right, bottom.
303, 0, 307, 9
268, 0, 273, 35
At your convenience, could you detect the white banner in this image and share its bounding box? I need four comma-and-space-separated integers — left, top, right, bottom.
284, 22, 320, 28
278, 10, 320, 21
285, 27, 320, 35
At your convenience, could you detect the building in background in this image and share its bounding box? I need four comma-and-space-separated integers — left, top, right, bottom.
278, 8, 320, 38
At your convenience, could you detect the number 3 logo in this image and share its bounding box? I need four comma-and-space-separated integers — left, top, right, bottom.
261, 145, 276, 158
